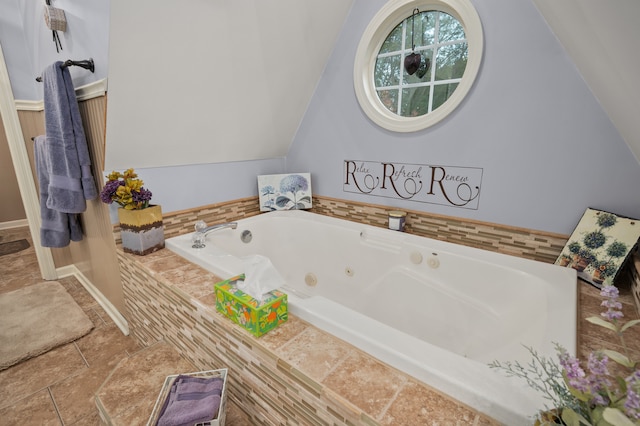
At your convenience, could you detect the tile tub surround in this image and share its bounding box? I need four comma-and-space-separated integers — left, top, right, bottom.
113, 195, 570, 264
118, 248, 500, 425
118, 246, 640, 425
113, 196, 640, 424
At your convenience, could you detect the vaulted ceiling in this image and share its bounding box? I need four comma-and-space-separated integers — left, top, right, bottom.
532, 0, 640, 164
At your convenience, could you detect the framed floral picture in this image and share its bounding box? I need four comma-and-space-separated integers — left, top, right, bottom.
555, 208, 640, 288
258, 173, 312, 212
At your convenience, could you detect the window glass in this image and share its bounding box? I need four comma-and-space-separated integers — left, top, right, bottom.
353, 0, 483, 133
374, 11, 467, 118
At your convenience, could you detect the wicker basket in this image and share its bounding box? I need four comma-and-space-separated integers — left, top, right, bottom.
147, 369, 228, 426
44, 5, 67, 32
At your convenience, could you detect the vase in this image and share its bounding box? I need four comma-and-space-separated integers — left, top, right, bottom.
118, 205, 165, 255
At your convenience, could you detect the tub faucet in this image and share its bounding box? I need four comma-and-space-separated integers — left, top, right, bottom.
202, 222, 238, 236
191, 220, 238, 249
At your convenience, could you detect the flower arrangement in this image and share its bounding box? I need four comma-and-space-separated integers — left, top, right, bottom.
490, 284, 640, 425
100, 168, 153, 210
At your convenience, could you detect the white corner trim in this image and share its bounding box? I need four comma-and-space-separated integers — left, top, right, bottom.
0, 44, 57, 280
14, 78, 107, 111
57, 264, 130, 336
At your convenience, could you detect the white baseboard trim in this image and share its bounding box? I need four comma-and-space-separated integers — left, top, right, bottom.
0, 219, 29, 230
57, 265, 130, 336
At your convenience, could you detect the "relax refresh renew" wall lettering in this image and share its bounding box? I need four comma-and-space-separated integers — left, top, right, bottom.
343, 160, 483, 209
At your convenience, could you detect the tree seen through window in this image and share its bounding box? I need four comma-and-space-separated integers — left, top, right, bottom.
375, 11, 468, 118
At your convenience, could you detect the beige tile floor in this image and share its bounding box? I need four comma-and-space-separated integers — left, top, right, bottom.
0, 227, 250, 425
0, 226, 131, 424
1, 225, 639, 425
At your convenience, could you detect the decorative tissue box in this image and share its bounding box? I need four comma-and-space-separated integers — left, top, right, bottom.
214, 274, 288, 337
147, 369, 228, 426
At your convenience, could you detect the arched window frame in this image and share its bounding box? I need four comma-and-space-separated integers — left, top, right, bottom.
353, 0, 483, 132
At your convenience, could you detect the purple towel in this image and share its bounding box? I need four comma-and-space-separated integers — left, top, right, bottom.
156, 375, 223, 426
42, 61, 97, 214
34, 135, 84, 247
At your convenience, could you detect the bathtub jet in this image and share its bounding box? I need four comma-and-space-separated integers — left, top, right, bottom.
166, 210, 578, 425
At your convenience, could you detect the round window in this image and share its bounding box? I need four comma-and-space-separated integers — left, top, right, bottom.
354, 0, 483, 132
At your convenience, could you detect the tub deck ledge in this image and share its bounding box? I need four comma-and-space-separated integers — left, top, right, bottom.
118, 247, 503, 425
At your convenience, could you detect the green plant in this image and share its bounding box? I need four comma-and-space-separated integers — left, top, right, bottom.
568, 242, 582, 255
590, 260, 617, 279
577, 248, 597, 264
490, 285, 640, 425
583, 231, 607, 250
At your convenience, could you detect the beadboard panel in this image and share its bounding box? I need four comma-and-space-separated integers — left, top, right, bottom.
0, 113, 26, 222
17, 94, 125, 312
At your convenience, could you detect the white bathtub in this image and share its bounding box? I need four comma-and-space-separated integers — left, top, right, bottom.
166, 210, 577, 425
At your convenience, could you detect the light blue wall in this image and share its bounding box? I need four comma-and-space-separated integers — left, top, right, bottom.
3, 0, 640, 234
0, 0, 285, 215
0, 0, 109, 100
286, 0, 640, 234
135, 159, 286, 215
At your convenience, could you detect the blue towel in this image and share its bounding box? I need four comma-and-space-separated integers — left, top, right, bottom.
42, 61, 97, 214
34, 136, 83, 247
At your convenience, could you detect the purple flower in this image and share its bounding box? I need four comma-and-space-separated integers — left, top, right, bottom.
132, 188, 152, 203
591, 394, 610, 406
626, 371, 640, 420
558, 349, 588, 392
586, 352, 611, 404
100, 180, 123, 204
587, 352, 610, 381
600, 285, 624, 322
600, 285, 619, 299
99, 169, 153, 210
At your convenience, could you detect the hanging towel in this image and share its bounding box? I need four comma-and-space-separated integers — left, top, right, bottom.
34, 135, 83, 247
42, 61, 97, 214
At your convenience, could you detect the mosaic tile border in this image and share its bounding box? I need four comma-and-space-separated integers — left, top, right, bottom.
114, 195, 570, 264
310, 196, 569, 264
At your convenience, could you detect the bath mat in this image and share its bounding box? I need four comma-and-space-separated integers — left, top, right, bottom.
0, 239, 30, 257
0, 281, 94, 370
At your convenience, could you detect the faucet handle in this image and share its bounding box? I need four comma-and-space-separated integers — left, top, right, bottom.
194, 220, 207, 233
191, 231, 206, 249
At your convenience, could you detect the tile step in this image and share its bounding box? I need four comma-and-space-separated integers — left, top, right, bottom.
95, 341, 196, 425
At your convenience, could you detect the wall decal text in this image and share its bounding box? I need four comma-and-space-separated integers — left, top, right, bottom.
343, 160, 483, 209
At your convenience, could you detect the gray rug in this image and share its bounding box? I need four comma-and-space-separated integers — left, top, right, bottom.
0, 281, 94, 370
0, 239, 30, 257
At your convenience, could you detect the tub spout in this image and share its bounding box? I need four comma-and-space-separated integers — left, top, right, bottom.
202, 222, 238, 237
191, 220, 238, 249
